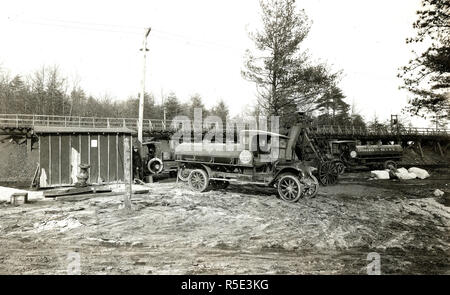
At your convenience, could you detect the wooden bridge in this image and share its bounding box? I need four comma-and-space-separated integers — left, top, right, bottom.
1, 113, 448, 158
1, 113, 449, 141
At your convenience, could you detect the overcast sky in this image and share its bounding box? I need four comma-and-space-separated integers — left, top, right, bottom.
0, 0, 432, 126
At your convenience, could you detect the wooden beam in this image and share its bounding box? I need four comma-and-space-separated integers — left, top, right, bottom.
437, 142, 444, 157
417, 141, 424, 159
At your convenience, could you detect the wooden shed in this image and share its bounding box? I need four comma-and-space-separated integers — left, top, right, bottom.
35, 127, 134, 187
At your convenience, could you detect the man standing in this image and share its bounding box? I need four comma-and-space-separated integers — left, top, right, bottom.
132, 146, 143, 180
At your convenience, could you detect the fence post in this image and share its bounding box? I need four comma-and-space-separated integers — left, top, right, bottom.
16, 114, 18, 128
93, 117, 95, 128
123, 118, 126, 128
107, 118, 110, 128
123, 136, 133, 211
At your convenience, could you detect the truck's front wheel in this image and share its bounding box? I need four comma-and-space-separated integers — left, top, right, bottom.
188, 169, 209, 192
177, 167, 190, 182
277, 173, 303, 202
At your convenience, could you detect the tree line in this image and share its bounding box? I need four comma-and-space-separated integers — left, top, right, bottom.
0, 63, 367, 128
0, 65, 230, 124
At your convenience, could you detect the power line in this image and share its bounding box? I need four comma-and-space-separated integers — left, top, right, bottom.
11, 17, 241, 51
15, 19, 141, 35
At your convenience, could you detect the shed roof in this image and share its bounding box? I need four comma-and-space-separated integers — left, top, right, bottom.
33, 126, 135, 134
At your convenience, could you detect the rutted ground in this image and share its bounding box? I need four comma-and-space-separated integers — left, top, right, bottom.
0, 172, 449, 274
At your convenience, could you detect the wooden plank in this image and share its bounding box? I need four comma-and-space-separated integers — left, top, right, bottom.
44, 186, 112, 198
123, 136, 132, 210
60, 135, 70, 184
80, 135, 89, 165
50, 135, 60, 185
90, 135, 99, 183
99, 134, 108, 182
30, 163, 40, 189
39, 135, 50, 187
55, 191, 122, 202
109, 134, 117, 181
437, 142, 444, 157
417, 141, 424, 159
117, 134, 124, 181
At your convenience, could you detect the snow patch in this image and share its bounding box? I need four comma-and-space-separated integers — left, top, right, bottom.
0, 186, 44, 202
33, 217, 82, 233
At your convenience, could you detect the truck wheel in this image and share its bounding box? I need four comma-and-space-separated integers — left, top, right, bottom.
318, 161, 339, 186
303, 175, 319, 198
177, 167, 190, 182
211, 180, 229, 190
188, 169, 209, 192
384, 160, 397, 170
333, 160, 346, 175
277, 173, 303, 202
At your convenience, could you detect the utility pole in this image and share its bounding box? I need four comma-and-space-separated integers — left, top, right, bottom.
161, 88, 167, 128
138, 27, 151, 144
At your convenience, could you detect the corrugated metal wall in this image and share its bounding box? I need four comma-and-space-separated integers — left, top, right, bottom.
38, 133, 132, 187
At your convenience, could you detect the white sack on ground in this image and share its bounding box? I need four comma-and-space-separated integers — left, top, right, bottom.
395, 168, 417, 180
433, 189, 444, 197
370, 170, 390, 180
408, 167, 430, 179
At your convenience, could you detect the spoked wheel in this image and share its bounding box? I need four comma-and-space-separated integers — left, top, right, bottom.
318, 161, 339, 186
210, 180, 229, 190
277, 173, 303, 202
303, 175, 319, 198
188, 169, 209, 192
333, 160, 346, 175
177, 167, 190, 182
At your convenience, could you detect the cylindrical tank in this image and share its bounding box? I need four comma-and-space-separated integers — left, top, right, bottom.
355, 145, 403, 157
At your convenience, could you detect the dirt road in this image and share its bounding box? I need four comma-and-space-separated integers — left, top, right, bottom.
0, 171, 449, 274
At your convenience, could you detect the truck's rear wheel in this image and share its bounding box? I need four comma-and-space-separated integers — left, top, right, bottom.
333, 160, 346, 175
303, 175, 319, 198
188, 169, 209, 192
210, 180, 229, 190
277, 173, 303, 202
318, 161, 339, 186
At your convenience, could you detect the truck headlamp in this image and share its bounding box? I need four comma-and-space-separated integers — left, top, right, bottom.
350, 151, 357, 158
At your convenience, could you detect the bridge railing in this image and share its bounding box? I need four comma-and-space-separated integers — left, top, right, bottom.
0, 114, 195, 131
315, 125, 449, 136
